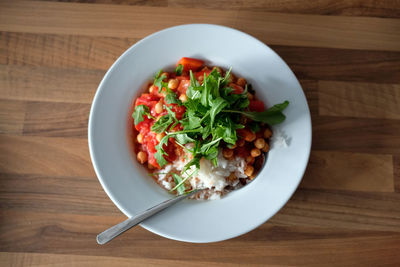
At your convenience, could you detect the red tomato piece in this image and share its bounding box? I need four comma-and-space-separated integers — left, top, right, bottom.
175, 75, 190, 81
177, 80, 190, 95
229, 83, 244, 94
171, 104, 186, 120
135, 93, 159, 106
195, 69, 212, 81
249, 100, 265, 112
177, 57, 204, 72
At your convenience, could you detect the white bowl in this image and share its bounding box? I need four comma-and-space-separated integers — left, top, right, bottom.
88, 24, 311, 243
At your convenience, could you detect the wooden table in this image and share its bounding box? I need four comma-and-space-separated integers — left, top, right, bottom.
1, 0, 400, 266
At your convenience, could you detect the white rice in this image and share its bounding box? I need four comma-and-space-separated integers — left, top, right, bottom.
156, 148, 246, 199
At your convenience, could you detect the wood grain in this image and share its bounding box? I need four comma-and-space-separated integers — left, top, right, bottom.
0, 99, 25, 135
1, 210, 400, 266
23, 101, 90, 137
34, 0, 400, 18
394, 155, 400, 192
0, 32, 135, 71
0, 65, 101, 103
168, 0, 400, 18
1, 0, 400, 265
1, 1, 399, 51
312, 116, 400, 154
2, 32, 400, 84
0, 135, 94, 177
272, 45, 400, 84
0, 252, 235, 267
0, 173, 117, 215
301, 150, 394, 192
273, 189, 400, 232
318, 81, 400, 119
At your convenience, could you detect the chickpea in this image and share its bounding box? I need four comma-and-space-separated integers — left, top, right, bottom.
213, 66, 222, 75
156, 132, 165, 142
246, 155, 255, 165
229, 143, 237, 149
179, 94, 188, 102
168, 79, 179, 90
237, 78, 247, 87
226, 172, 237, 182
244, 165, 254, 177
238, 139, 245, 147
161, 72, 169, 80
149, 85, 156, 94
262, 142, 270, 152
244, 131, 256, 142
254, 138, 265, 149
247, 92, 254, 100
227, 73, 236, 83
137, 151, 147, 164
251, 148, 261, 157
264, 128, 272, 139
137, 133, 144, 144
155, 101, 163, 114
223, 148, 234, 159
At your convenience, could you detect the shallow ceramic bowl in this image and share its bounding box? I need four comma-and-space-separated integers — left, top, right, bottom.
88, 24, 311, 243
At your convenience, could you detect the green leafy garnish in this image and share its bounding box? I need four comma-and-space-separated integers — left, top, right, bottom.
175, 64, 183, 76
145, 66, 289, 180
154, 70, 167, 93
132, 105, 154, 125
172, 173, 185, 195
165, 92, 181, 105
223, 101, 289, 125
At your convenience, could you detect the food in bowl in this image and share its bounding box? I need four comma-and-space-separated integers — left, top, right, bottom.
132, 57, 288, 199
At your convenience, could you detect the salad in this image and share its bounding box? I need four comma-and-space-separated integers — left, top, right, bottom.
132, 57, 288, 199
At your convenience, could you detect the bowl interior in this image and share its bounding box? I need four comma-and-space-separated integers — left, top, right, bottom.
88, 24, 311, 242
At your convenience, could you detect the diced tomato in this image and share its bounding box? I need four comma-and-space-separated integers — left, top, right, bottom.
171, 104, 186, 120
175, 75, 190, 81
135, 93, 159, 106
177, 80, 190, 94
177, 57, 204, 72
235, 145, 250, 159
195, 69, 212, 81
249, 100, 265, 112
135, 116, 152, 132
229, 83, 244, 94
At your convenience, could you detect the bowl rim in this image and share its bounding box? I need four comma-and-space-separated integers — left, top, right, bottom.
88, 23, 312, 243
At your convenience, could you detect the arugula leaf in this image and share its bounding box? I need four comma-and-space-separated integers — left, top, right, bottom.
209, 97, 228, 127
153, 70, 167, 93
175, 64, 183, 76
165, 92, 181, 105
201, 72, 210, 107
200, 137, 222, 154
172, 173, 185, 195
220, 67, 232, 86
175, 133, 195, 144
249, 121, 261, 133
149, 64, 289, 182
151, 114, 172, 133
132, 105, 152, 125
182, 155, 201, 174
223, 101, 289, 125
154, 135, 169, 167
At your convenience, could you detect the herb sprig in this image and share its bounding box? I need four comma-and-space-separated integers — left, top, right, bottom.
133, 66, 289, 194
